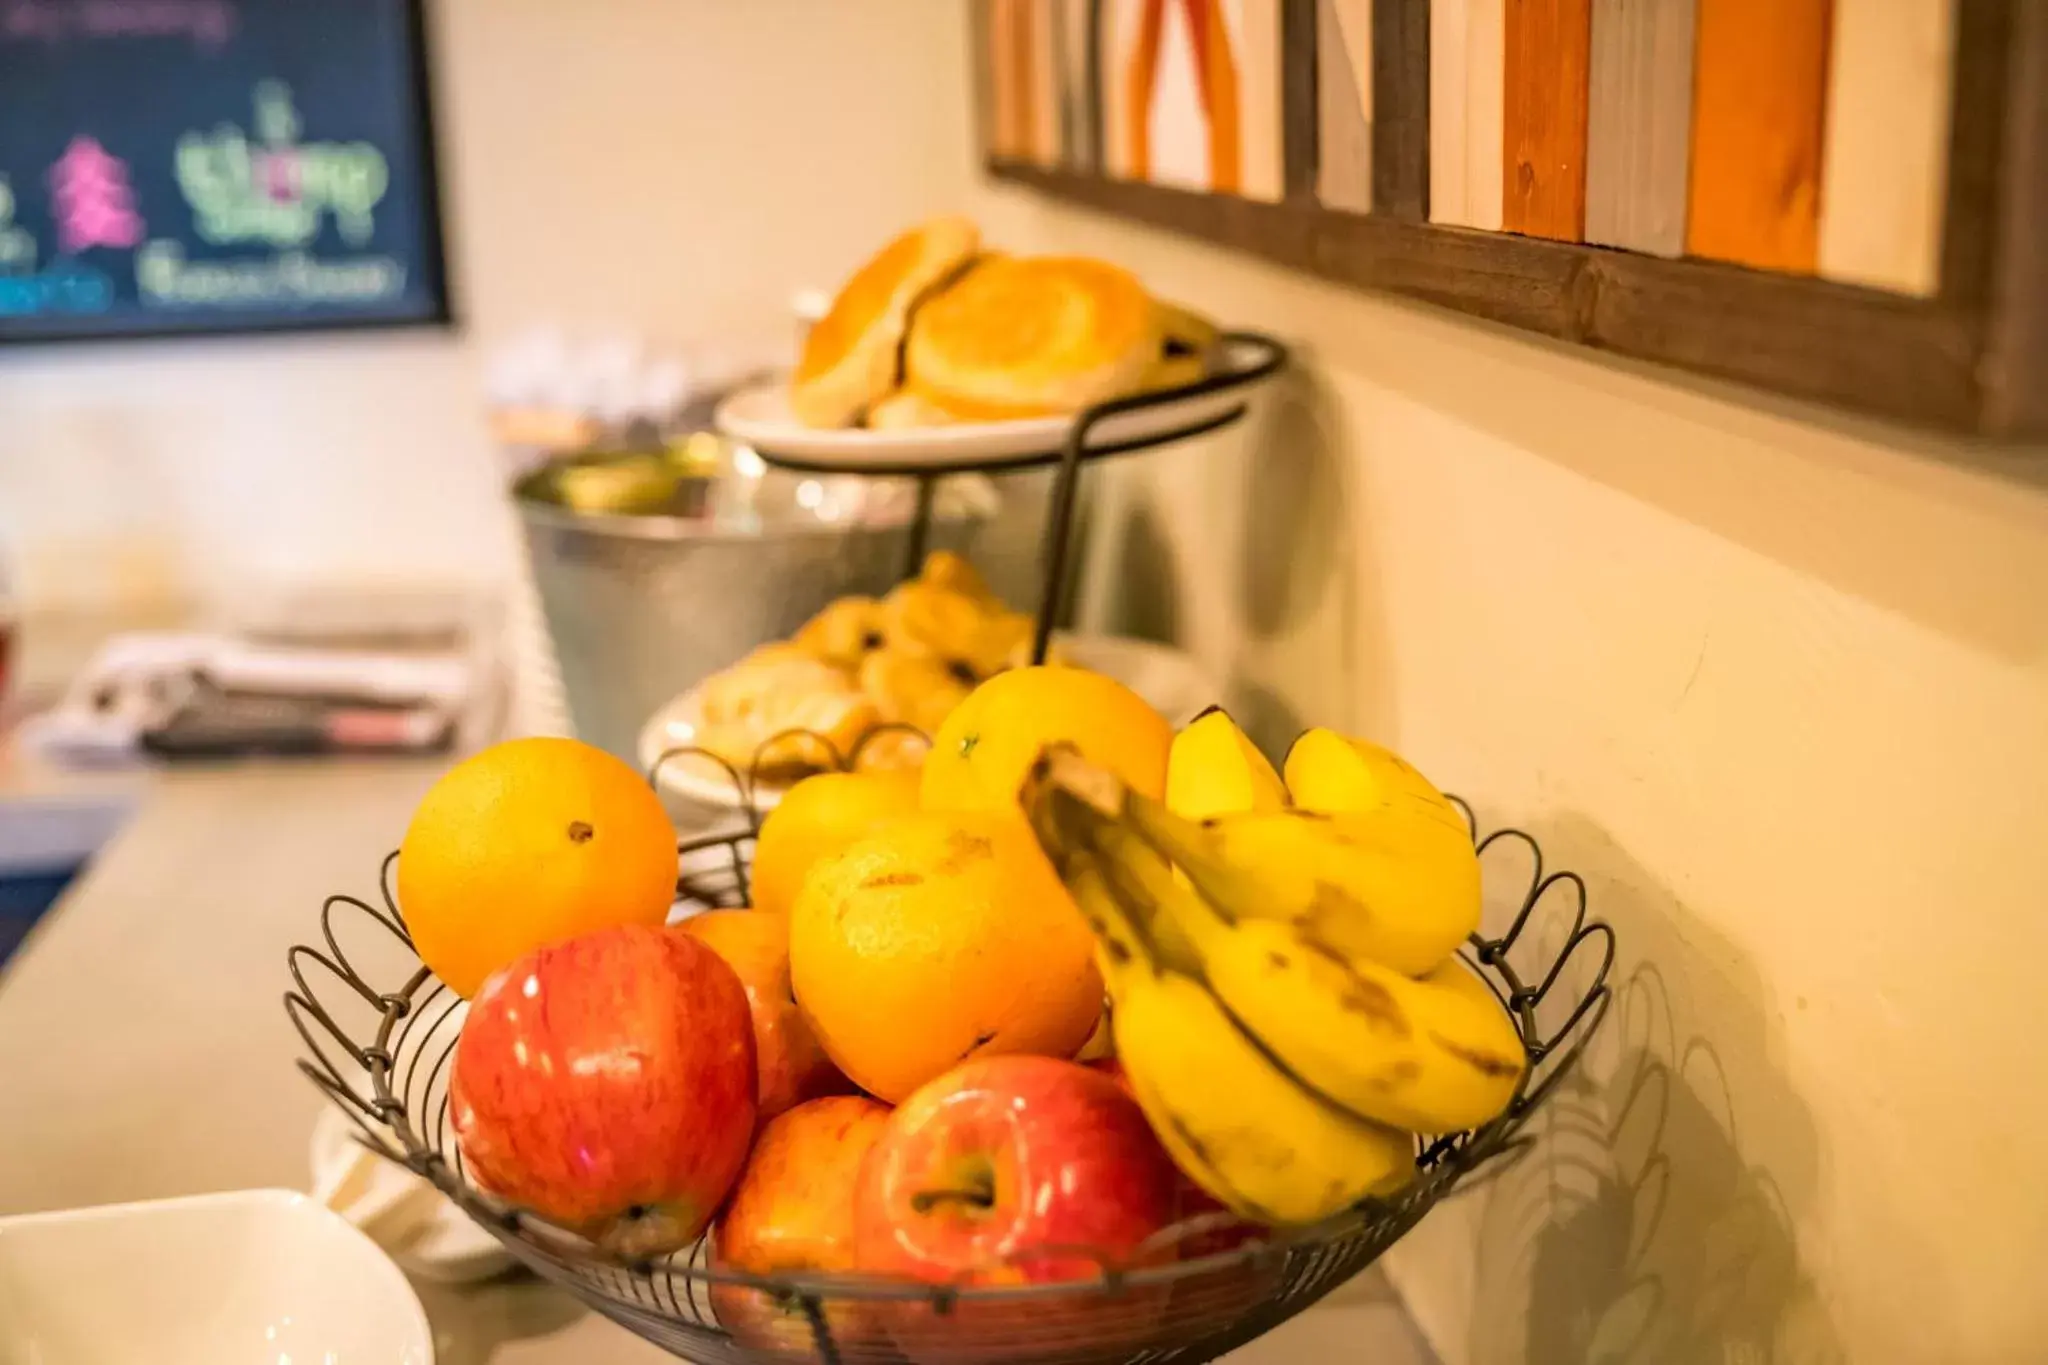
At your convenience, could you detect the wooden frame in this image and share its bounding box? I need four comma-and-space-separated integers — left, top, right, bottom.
983, 0, 2047, 439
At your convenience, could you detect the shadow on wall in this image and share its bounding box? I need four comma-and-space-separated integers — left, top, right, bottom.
1102, 495, 1183, 647
1434, 812, 1943, 1365
1231, 359, 1381, 751
1095, 360, 1382, 756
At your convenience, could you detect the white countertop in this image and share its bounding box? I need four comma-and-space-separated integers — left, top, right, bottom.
0, 756, 1436, 1365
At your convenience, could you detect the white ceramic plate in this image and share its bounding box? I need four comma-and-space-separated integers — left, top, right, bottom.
0, 1189, 434, 1365
640, 633, 1223, 815
714, 336, 1278, 471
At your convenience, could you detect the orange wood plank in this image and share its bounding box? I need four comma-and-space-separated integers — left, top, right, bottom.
1502, 0, 1593, 240
1686, 0, 1834, 273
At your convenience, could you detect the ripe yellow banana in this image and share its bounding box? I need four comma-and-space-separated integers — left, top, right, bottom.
1168, 707, 1289, 821
1283, 727, 1466, 835
1037, 742, 1480, 977
1126, 800, 1480, 978
1161, 892, 1526, 1133
1059, 848, 1415, 1227
1158, 706, 1287, 965
1072, 791, 1523, 1133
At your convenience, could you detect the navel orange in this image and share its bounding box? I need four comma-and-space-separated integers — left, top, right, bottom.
397, 737, 677, 998
749, 769, 922, 918
920, 666, 1173, 817
788, 811, 1102, 1103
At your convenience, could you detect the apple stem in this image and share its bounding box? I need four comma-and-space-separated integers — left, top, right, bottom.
910, 1166, 997, 1215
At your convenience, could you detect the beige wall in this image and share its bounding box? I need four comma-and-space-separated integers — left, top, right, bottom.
972, 185, 2048, 1364
0, 0, 975, 621
8, 3, 2048, 1359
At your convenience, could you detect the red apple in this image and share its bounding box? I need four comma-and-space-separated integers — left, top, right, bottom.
709, 1095, 894, 1357
855, 1055, 1181, 1362
678, 909, 848, 1121
450, 923, 756, 1257
1084, 1059, 1277, 1338
1084, 1058, 1263, 1256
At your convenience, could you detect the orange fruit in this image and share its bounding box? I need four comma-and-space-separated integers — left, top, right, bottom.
397, 737, 677, 997
750, 769, 922, 917
920, 665, 1173, 817
678, 909, 849, 1120
789, 811, 1102, 1103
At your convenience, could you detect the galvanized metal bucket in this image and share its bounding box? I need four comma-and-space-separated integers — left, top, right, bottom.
515, 487, 995, 762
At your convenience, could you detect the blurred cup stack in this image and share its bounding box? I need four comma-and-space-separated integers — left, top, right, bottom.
484, 327, 785, 478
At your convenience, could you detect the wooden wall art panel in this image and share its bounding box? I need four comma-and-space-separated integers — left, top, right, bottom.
976, 0, 2048, 439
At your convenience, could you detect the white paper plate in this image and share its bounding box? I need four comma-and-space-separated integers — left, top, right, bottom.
640, 634, 1223, 815
310, 1106, 513, 1285
714, 336, 1279, 471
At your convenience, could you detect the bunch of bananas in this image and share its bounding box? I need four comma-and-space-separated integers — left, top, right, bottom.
1022, 712, 1526, 1229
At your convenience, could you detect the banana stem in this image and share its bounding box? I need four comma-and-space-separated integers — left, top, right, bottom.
1029, 744, 1126, 818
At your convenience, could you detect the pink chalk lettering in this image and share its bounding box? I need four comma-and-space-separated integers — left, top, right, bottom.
1, 1, 64, 41
80, 0, 237, 50
0, 0, 236, 49
48, 136, 145, 254
256, 150, 302, 206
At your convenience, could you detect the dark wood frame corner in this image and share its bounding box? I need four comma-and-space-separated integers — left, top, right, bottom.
983, 0, 2047, 442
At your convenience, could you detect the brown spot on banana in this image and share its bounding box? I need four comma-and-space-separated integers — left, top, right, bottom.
1430, 1030, 1523, 1078
1305, 880, 1371, 932
861, 872, 925, 889
1337, 977, 1409, 1034
1365, 1059, 1422, 1093
1295, 937, 1413, 1039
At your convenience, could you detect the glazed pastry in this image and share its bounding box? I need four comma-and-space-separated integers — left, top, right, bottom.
791, 217, 982, 428
696, 644, 837, 724
971, 609, 1039, 678
864, 388, 966, 431
905, 256, 1162, 418
682, 547, 1052, 782
917, 549, 998, 606
850, 726, 931, 773
876, 579, 990, 665
860, 647, 975, 737
694, 688, 881, 777
1141, 298, 1221, 393
792, 595, 885, 669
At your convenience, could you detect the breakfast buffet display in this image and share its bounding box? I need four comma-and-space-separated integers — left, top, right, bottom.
382, 661, 1530, 1357
283, 216, 1595, 1365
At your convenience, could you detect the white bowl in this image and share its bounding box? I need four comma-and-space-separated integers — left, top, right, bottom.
640, 632, 1224, 814
0, 1189, 434, 1365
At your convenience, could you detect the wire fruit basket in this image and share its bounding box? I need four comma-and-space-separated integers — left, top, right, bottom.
285, 744, 1615, 1365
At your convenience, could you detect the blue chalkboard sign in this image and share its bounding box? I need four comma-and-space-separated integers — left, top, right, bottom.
0, 0, 450, 342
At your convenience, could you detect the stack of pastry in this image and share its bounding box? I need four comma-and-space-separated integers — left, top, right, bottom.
789, 217, 1221, 431
690, 551, 1050, 778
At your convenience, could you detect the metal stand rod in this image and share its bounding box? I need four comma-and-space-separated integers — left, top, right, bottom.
1031, 415, 1092, 665
1029, 387, 1253, 664
903, 474, 936, 579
